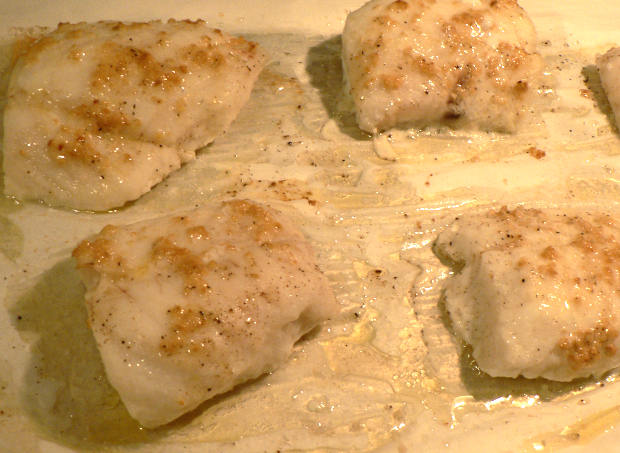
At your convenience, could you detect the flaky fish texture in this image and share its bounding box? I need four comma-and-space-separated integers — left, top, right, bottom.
434, 207, 620, 382
342, 0, 543, 133
3, 20, 266, 210
597, 47, 620, 131
72, 200, 337, 428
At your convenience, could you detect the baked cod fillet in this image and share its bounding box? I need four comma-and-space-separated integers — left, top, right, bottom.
342, 0, 543, 133
597, 47, 620, 130
3, 20, 266, 210
72, 200, 337, 427
434, 207, 620, 382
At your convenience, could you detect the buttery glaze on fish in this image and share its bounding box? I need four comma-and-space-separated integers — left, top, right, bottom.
342, 0, 543, 133
72, 200, 338, 428
435, 207, 620, 382
3, 20, 266, 210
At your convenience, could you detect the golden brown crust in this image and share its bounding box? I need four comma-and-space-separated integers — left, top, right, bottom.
13, 20, 264, 173
343, 0, 541, 131
487, 208, 620, 289
73, 225, 123, 269
225, 199, 284, 243
558, 324, 619, 369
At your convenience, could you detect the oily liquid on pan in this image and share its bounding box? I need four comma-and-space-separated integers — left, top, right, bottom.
2, 24, 620, 453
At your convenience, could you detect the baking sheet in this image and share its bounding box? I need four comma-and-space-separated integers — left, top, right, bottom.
2, 1, 620, 452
